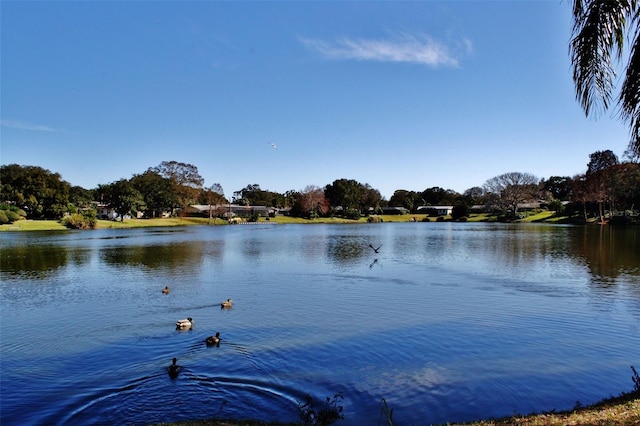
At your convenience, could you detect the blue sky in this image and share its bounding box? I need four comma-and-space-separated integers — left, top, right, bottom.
1, 1, 632, 200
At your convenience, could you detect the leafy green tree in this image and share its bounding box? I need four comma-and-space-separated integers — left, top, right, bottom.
587, 150, 620, 175
451, 203, 469, 220
324, 179, 361, 211
389, 189, 420, 211
420, 186, 456, 206
0, 164, 71, 219
570, 0, 640, 159
570, 173, 593, 222
151, 161, 203, 214
586, 150, 620, 220
283, 190, 298, 209
610, 162, 640, 212
232, 184, 281, 207
131, 170, 175, 218
324, 179, 382, 214
98, 179, 145, 221
541, 176, 573, 201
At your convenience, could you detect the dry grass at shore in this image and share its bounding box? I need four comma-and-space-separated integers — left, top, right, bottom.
156, 392, 640, 426
464, 391, 640, 426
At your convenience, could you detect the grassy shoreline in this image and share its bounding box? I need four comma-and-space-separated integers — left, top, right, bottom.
0, 211, 598, 232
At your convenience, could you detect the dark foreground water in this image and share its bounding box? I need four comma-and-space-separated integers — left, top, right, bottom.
1, 222, 639, 425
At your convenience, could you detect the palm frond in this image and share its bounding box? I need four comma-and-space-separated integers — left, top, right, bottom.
570, 0, 632, 116
620, 17, 640, 157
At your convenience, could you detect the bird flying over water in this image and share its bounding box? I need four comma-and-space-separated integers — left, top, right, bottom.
269, 142, 277, 149
369, 244, 382, 254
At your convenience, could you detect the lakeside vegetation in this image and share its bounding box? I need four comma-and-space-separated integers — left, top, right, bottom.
2, 150, 639, 230
0, 210, 603, 232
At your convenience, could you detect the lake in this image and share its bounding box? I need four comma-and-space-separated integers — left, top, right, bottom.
1, 222, 639, 425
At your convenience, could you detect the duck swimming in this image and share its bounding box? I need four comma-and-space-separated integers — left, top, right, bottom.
168, 357, 181, 379
176, 317, 193, 329
206, 332, 221, 347
220, 299, 233, 308
162, 286, 170, 294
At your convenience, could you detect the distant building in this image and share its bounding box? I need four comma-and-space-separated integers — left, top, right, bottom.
186, 204, 275, 218
381, 206, 409, 215
94, 202, 142, 220
416, 205, 453, 216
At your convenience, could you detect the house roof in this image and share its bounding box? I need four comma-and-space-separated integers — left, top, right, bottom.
189, 204, 274, 212
417, 205, 454, 210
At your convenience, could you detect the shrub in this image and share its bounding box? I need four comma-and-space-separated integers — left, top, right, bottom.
5, 210, 20, 222
344, 209, 361, 220
367, 215, 383, 223
421, 217, 430, 222
0, 204, 27, 223
0, 211, 8, 224
247, 211, 260, 222
62, 213, 97, 229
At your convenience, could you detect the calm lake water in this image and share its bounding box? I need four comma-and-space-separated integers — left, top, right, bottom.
1, 222, 639, 425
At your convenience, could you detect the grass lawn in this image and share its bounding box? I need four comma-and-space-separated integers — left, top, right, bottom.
517, 211, 557, 222
0, 219, 68, 231
0, 212, 603, 231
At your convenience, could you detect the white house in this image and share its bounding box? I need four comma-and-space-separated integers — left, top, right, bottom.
416, 205, 454, 216
186, 204, 275, 218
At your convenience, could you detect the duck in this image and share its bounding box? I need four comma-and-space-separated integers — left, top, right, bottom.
176, 317, 193, 329
220, 299, 233, 308
206, 332, 221, 347
162, 286, 170, 294
168, 357, 181, 379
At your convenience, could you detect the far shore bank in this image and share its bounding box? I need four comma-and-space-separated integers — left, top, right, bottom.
0, 211, 622, 232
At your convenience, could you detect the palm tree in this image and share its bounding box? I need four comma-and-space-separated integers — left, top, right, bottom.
570, 0, 640, 159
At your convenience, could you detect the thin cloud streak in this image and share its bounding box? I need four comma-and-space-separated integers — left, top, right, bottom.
301, 33, 470, 67
1, 119, 56, 132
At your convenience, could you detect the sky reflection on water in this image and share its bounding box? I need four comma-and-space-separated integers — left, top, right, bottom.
1, 223, 638, 425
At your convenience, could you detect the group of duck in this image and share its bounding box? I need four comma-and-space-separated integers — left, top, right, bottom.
162, 285, 233, 379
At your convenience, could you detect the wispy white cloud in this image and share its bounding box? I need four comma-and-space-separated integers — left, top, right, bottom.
1, 119, 56, 132
300, 32, 471, 68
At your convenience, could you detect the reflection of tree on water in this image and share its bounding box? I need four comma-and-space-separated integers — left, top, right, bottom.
0, 245, 84, 279
325, 235, 369, 264
573, 226, 640, 283
100, 241, 222, 271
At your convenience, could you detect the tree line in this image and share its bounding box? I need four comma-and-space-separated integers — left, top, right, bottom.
1, 151, 639, 227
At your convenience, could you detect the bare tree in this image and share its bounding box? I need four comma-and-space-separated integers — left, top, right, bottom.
295, 185, 329, 218
483, 172, 540, 218
199, 183, 225, 224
